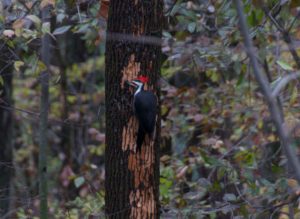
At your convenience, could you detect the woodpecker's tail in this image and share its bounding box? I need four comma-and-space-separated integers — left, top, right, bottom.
136, 124, 145, 152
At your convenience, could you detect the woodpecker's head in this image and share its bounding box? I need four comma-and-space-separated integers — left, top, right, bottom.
129, 75, 149, 96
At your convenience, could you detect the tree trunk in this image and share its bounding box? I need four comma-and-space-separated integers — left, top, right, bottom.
0, 43, 13, 217
105, 1, 163, 218
39, 5, 52, 219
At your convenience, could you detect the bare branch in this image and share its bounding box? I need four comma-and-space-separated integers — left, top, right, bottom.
263, 8, 285, 32
287, 11, 300, 33
272, 72, 300, 97
264, 7, 300, 69
234, 0, 300, 182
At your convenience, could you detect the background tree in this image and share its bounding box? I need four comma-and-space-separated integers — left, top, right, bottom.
38, 3, 52, 219
105, 0, 163, 218
0, 41, 13, 217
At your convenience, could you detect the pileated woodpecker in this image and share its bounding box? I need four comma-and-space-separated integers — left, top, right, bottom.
129, 75, 157, 151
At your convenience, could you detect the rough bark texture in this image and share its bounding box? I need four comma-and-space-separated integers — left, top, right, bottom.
105, 1, 163, 218
0, 43, 13, 216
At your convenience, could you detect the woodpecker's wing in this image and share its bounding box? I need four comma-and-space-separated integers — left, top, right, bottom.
134, 91, 157, 134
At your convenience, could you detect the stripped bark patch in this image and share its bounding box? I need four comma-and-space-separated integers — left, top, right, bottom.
130, 187, 156, 218
128, 136, 156, 218
119, 51, 157, 217
121, 54, 140, 89
120, 52, 140, 150
128, 138, 155, 186
122, 117, 138, 151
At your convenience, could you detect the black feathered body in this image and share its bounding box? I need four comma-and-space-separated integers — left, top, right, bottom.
134, 90, 157, 151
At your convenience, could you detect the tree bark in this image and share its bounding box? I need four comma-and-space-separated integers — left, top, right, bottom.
105, 1, 163, 218
39, 5, 52, 219
0, 43, 13, 217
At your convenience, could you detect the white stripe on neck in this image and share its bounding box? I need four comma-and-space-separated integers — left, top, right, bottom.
133, 81, 144, 96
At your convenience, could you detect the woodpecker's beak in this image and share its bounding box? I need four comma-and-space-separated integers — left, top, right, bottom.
128, 81, 138, 88
125, 80, 135, 87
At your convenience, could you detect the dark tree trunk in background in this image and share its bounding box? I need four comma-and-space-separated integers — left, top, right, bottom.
0, 43, 13, 217
105, 0, 163, 218
39, 5, 52, 219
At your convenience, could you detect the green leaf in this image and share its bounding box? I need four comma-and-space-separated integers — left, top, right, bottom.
170, 3, 181, 16
236, 65, 246, 86
0, 15, 4, 23
206, 69, 219, 82
160, 177, 173, 199
53, 25, 72, 35
74, 176, 85, 188
6, 40, 14, 48
247, 9, 264, 27
160, 183, 170, 199
14, 61, 24, 72
36, 61, 47, 74
223, 193, 237, 202
247, 11, 256, 27
290, 86, 298, 104
187, 22, 196, 33
0, 76, 3, 86
26, 15, 41, 26
42, 22, 51, 34
22, 29, 37, 39
161, 66, 181, 77
162, 31, 172, 39
217, 167, 226, 180
182, 9, 197, 19
270, 76, 282, 89
276, 60, 293, 71
75, 23, 90, 34
56, 13, 66, 23
234, 150, 256, 167
255, 9, 264, 24
160, 166, 174, 179
160, 177, 173, 188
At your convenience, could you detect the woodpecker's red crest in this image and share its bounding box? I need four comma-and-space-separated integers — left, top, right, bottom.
135, 75, 149, 83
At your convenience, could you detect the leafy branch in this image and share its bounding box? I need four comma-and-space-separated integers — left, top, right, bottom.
234, 0, 300, 182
